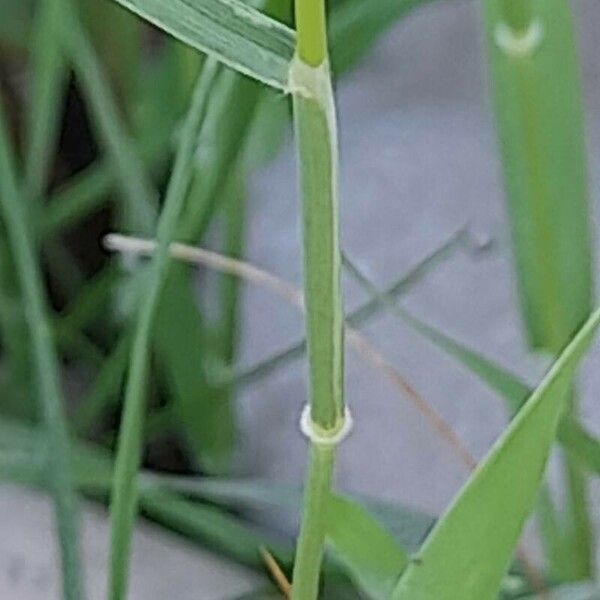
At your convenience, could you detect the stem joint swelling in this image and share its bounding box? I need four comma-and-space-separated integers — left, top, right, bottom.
494, 18, 544, 58
288, 54, 333, 102
300, 404, 353, 446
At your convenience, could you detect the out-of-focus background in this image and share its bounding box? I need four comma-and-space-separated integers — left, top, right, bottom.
1, 0, 599, 598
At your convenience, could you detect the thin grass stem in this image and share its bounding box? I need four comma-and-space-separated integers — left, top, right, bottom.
0, 91, 84, 600
25, 0, 67, 209
107, 61, 219, 600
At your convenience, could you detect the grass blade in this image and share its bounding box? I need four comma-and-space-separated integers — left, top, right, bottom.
25, 0, 67, 205
483, 0, 592, 354
484, 1, 595, 570
154, 53, 274, 470
326, 495, 409, 600
73, 334, 130, 435
107, 61, 219, 600
109, 0, 295, 91
392, 308, 600, 600
0, 92, 84, 600
60, 2, 157, 233
155, 265, 236, 473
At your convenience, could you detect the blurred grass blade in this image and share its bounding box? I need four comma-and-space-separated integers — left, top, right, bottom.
155, 266, 235, 473
73, 334, 130, 435
483, 0, 592, 353
154, 63, 270, 470
345, 253, 600, 571
43, 161, 118, 235
392, 308, 600, 600
0, 419, 291, 571
109, 0, 295, 90
0, 0, 31, 49
560, 419, 600, 477
61, 4, 157, 234
25, 0, 67, 205
483, 0, 596, 571
149, 476, 433, 552
0, 96, 84, 599
108, 62, 219, 600
326, 495, 409, 600
80, 0, 142, 104
141, 490, 291, 567
343, 254, 600, 462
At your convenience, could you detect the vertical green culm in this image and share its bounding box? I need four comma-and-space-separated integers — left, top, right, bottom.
291, 0, 347, 598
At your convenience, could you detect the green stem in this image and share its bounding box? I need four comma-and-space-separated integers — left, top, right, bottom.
560, 390, 594, 580
291, 0, 345, 598
218, 169, 246, 364
292, 445, 335, 599
107, 61, 218, 600
0, 90, 84, 599
500, 0, 533, 31
293, 89, 343, 431
26, 0, 67, 208
295, 0, 327, 66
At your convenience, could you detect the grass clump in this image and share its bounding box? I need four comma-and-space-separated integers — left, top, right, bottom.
0, 0, 599, 599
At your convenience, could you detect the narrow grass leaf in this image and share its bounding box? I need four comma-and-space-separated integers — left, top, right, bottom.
154, 67, 266, 469
60, 2, 157, 233
25, 0, 67, 205
108, 62, 218, 600
483, 0, 592, 353
108, 0, 295, 90
326, 495, 409, 600
392, 308, 600, 600
155, 266, 235, 473
0, 94, 84, 600
148, 476, 433, 551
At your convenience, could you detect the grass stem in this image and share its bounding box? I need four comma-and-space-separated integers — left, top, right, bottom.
295, 0, 327, 66
0, 91, 84, 600
107, 60, 218, 600
291, 1, 346, 584
291, 445, 335, 599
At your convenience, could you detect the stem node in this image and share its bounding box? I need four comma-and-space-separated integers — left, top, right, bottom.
300, 404, 354, 446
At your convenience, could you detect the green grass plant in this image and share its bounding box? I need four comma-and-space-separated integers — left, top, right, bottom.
1, 0, 600, 599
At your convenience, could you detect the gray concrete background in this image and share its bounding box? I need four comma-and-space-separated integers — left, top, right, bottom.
5, 0, 600, 597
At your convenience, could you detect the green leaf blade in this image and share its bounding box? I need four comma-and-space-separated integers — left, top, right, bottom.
110, 0, 295, 90
326, 495, 409, 600
392, 308, 600, 600
484, 0, 593, 353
